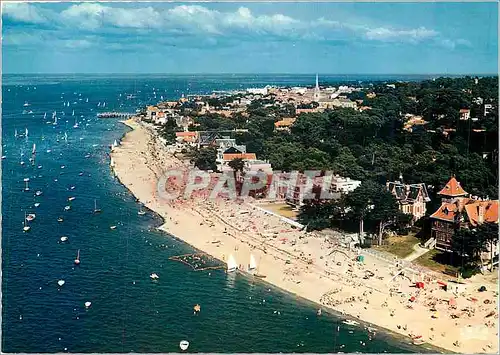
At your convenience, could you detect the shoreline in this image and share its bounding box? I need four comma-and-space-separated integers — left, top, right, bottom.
110, 118, 498, 354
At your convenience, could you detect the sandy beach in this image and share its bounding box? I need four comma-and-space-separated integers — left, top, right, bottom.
111, 118, 499, 354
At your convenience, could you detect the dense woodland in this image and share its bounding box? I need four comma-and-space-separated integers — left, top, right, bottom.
159, 76, 499, 245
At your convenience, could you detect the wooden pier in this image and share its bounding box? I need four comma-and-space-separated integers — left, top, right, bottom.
97, 112, 135, 118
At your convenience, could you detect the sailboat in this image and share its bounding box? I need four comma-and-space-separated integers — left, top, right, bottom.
43, 112, 47, 120
32, 143, 36, 155
227, 254, 238, 273
67, 101, 70, 106
72, 110, 75, 116
94, 199, 101, 213
73, 118, 79, 128
53, 112, 58, 126
74, 250, 81, 265
14, 129, 18, 138
64, 132, 68, 142
25, 128, 29, 138
113, 139, 118, 148
23, 212, 31, 232
97, 102, 101, 107
102, 102, 106, 108
248, 254, 257, 271
86, 98, 89, 103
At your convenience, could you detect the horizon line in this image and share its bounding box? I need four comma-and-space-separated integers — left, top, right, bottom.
4, 72, 498, 76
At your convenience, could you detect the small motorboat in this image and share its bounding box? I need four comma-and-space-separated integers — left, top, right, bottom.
34, 203, 40, 208
70, 186, 75, 190
84, 301, 92, 308
110, 225, 117, 230
57, 280, 65, 287
23, 225, 31, 232
37, 165, 42, 169
342, 320, 359, 326
60, 236, 68, 242
150, 273, 159, 280
64, 206, 71, 211
61, 165, 65, 169
68, 197, 76, 201
26, 213, 36, 222
1, 155, 6, 160
74, 250, 80, 265
179, 340, 189, 351
78, 172, 84, 176
46, 149, 52, 153
35, 191, 43, 196
58, 217, 64, 222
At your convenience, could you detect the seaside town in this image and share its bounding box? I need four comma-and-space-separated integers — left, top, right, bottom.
109, 75, 499, 354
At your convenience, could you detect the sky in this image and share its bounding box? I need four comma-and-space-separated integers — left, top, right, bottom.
2, 2, 498, 74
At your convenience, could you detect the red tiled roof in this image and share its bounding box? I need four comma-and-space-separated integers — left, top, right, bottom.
437, 177, 468, 197
223, 153, 256, 161
176, 132, 197, 137
464, 200, 499, 226
459, 109, 470, 113
430, 201, 461, 222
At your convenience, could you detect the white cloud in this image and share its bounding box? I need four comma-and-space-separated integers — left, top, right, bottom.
2, 3, 48, 24
3, 3, 469, 50
365, 26, 438, 42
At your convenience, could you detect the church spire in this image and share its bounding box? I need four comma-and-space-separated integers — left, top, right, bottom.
314, 74, 320, 101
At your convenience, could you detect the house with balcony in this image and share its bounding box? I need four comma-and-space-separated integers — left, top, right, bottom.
429, 176, 499, 261
387, 180, 430, 222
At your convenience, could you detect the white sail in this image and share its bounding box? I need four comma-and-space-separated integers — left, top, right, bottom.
72, 110, 75, 116
86, 98, 89, 103
64, 132, 68, 142
14, 129, 18, 138
44, 112, 47, 119
113, 139, 118, 147
25, 128, 29, 137
98, 102, 101, 107
103, 102, 106, 108
249, 254, 257, 270
227, 254, 238, 272
32, 144, 36, 154
52, 111, 56, 119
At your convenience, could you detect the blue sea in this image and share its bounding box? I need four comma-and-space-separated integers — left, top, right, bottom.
2, 74, 437, 353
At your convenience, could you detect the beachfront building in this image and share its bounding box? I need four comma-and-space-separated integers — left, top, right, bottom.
330, 175, 362, 194
175, 131, 199, 145
145, 105, 161, 121
285, 173, 360, 208
429, 177, 499, 261
386, 180, 430, 223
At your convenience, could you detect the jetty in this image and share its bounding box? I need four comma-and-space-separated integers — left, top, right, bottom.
97, 112, 135, 118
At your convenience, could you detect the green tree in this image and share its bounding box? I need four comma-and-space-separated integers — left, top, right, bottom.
191, 147, 217, 171
475, 222, 499, 271
228, 158, 245, 181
